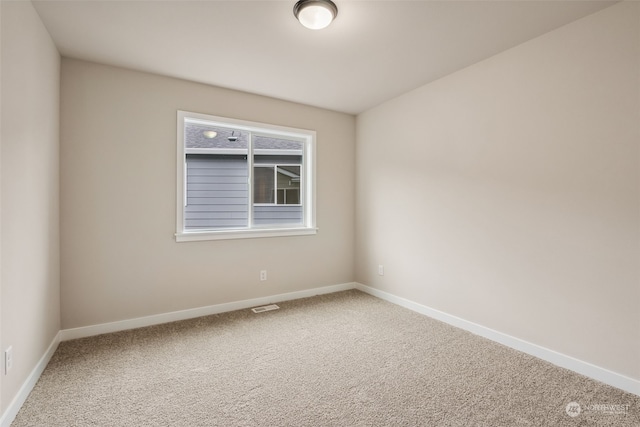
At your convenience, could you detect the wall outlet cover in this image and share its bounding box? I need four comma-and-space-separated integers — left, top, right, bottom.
5, 346, 13, 374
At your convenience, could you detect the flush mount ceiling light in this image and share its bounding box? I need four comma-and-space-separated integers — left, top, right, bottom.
293, 0, 338, 30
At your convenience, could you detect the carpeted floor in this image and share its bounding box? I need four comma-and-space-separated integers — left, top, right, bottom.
11, 290, 640, 426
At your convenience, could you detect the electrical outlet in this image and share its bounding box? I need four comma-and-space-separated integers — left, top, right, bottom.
5, 346, 13, 375
378, 265, 384, 276
260, 270, 267, 281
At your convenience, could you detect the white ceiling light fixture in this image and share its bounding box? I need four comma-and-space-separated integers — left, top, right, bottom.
293, 0, 338, 30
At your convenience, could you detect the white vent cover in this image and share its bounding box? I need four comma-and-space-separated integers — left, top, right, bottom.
251, 304, 280, 314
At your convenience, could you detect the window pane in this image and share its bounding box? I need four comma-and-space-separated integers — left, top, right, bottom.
184, 154, 248, 229
277, 166, 300, 205
183, 120, 250, 230
254, 166, 275, 204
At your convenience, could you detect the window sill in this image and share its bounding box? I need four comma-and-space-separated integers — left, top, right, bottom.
175, 227, 318, 242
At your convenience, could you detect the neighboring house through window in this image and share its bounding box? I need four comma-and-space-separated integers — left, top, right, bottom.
176, 111, 316, 241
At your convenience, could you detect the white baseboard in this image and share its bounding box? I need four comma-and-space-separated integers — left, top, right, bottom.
60, 282, 357, 341
0, 331, 61, 427
355, 283, 640, 397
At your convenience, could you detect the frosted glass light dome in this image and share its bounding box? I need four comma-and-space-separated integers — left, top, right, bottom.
294, 0, 338, 30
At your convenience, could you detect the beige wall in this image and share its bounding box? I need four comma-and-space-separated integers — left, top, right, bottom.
356, 1, 640, 380
1, 0, 61, 415
60, 59, 355, 329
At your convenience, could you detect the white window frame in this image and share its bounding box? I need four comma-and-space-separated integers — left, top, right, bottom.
176, 111, 317, 242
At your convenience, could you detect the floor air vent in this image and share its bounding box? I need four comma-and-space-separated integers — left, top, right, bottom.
251, 304, 280, 314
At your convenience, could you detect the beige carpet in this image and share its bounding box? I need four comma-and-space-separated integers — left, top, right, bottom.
12, 290, 639, 426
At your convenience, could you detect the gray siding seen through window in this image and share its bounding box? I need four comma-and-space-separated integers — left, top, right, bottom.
185, 154, 248, 229
254, 205, 303, 225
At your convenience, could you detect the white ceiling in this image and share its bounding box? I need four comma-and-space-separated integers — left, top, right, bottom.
32, 0, 616, 115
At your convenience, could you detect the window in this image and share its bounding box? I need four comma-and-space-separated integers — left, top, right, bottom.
176, 111, 316, 241
254, 165, 301, 205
